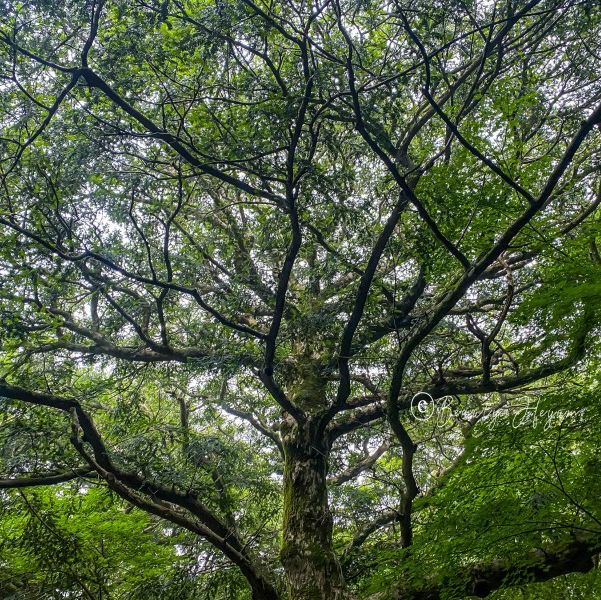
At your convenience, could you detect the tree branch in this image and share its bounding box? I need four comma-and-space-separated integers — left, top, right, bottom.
383, 532, 601, 599
0, 380, 279, 600
0, 467, 96, 489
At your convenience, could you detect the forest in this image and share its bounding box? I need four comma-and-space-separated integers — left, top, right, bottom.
0, 0, 601, 598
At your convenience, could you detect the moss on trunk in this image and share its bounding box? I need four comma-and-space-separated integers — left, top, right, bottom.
280, 416, 350, 600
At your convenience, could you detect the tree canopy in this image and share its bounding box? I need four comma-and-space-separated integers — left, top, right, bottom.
1, 0, 601, 598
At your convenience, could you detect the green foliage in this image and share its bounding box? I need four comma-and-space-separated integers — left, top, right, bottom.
0, 0, 600, 598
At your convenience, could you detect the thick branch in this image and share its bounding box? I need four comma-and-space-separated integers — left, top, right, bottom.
385, 533, 601, 599
0, 380, 279, 599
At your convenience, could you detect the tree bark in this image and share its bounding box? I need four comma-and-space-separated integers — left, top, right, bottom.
280, 417, 349, 600
376, 533, 601, 600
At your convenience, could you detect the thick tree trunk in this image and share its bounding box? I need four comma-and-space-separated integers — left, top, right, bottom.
280, 418, 349, 600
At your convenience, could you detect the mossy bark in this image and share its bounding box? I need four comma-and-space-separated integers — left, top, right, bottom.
280, 417, 349, 600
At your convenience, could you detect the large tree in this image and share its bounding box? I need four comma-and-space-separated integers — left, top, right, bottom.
1, 0, 601, 598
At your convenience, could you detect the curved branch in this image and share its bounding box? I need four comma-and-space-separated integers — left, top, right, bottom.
0, 380, 279, 600
384, 532, 601, 599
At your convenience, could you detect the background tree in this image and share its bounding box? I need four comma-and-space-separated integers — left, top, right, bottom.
1, 0, 601, 598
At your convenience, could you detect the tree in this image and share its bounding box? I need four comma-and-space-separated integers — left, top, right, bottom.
1, 0, 601, 598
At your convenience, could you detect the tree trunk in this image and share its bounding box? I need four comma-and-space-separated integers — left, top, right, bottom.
280, 417, 349, 600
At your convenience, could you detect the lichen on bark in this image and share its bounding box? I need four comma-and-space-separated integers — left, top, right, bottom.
280, 406, 350, 600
